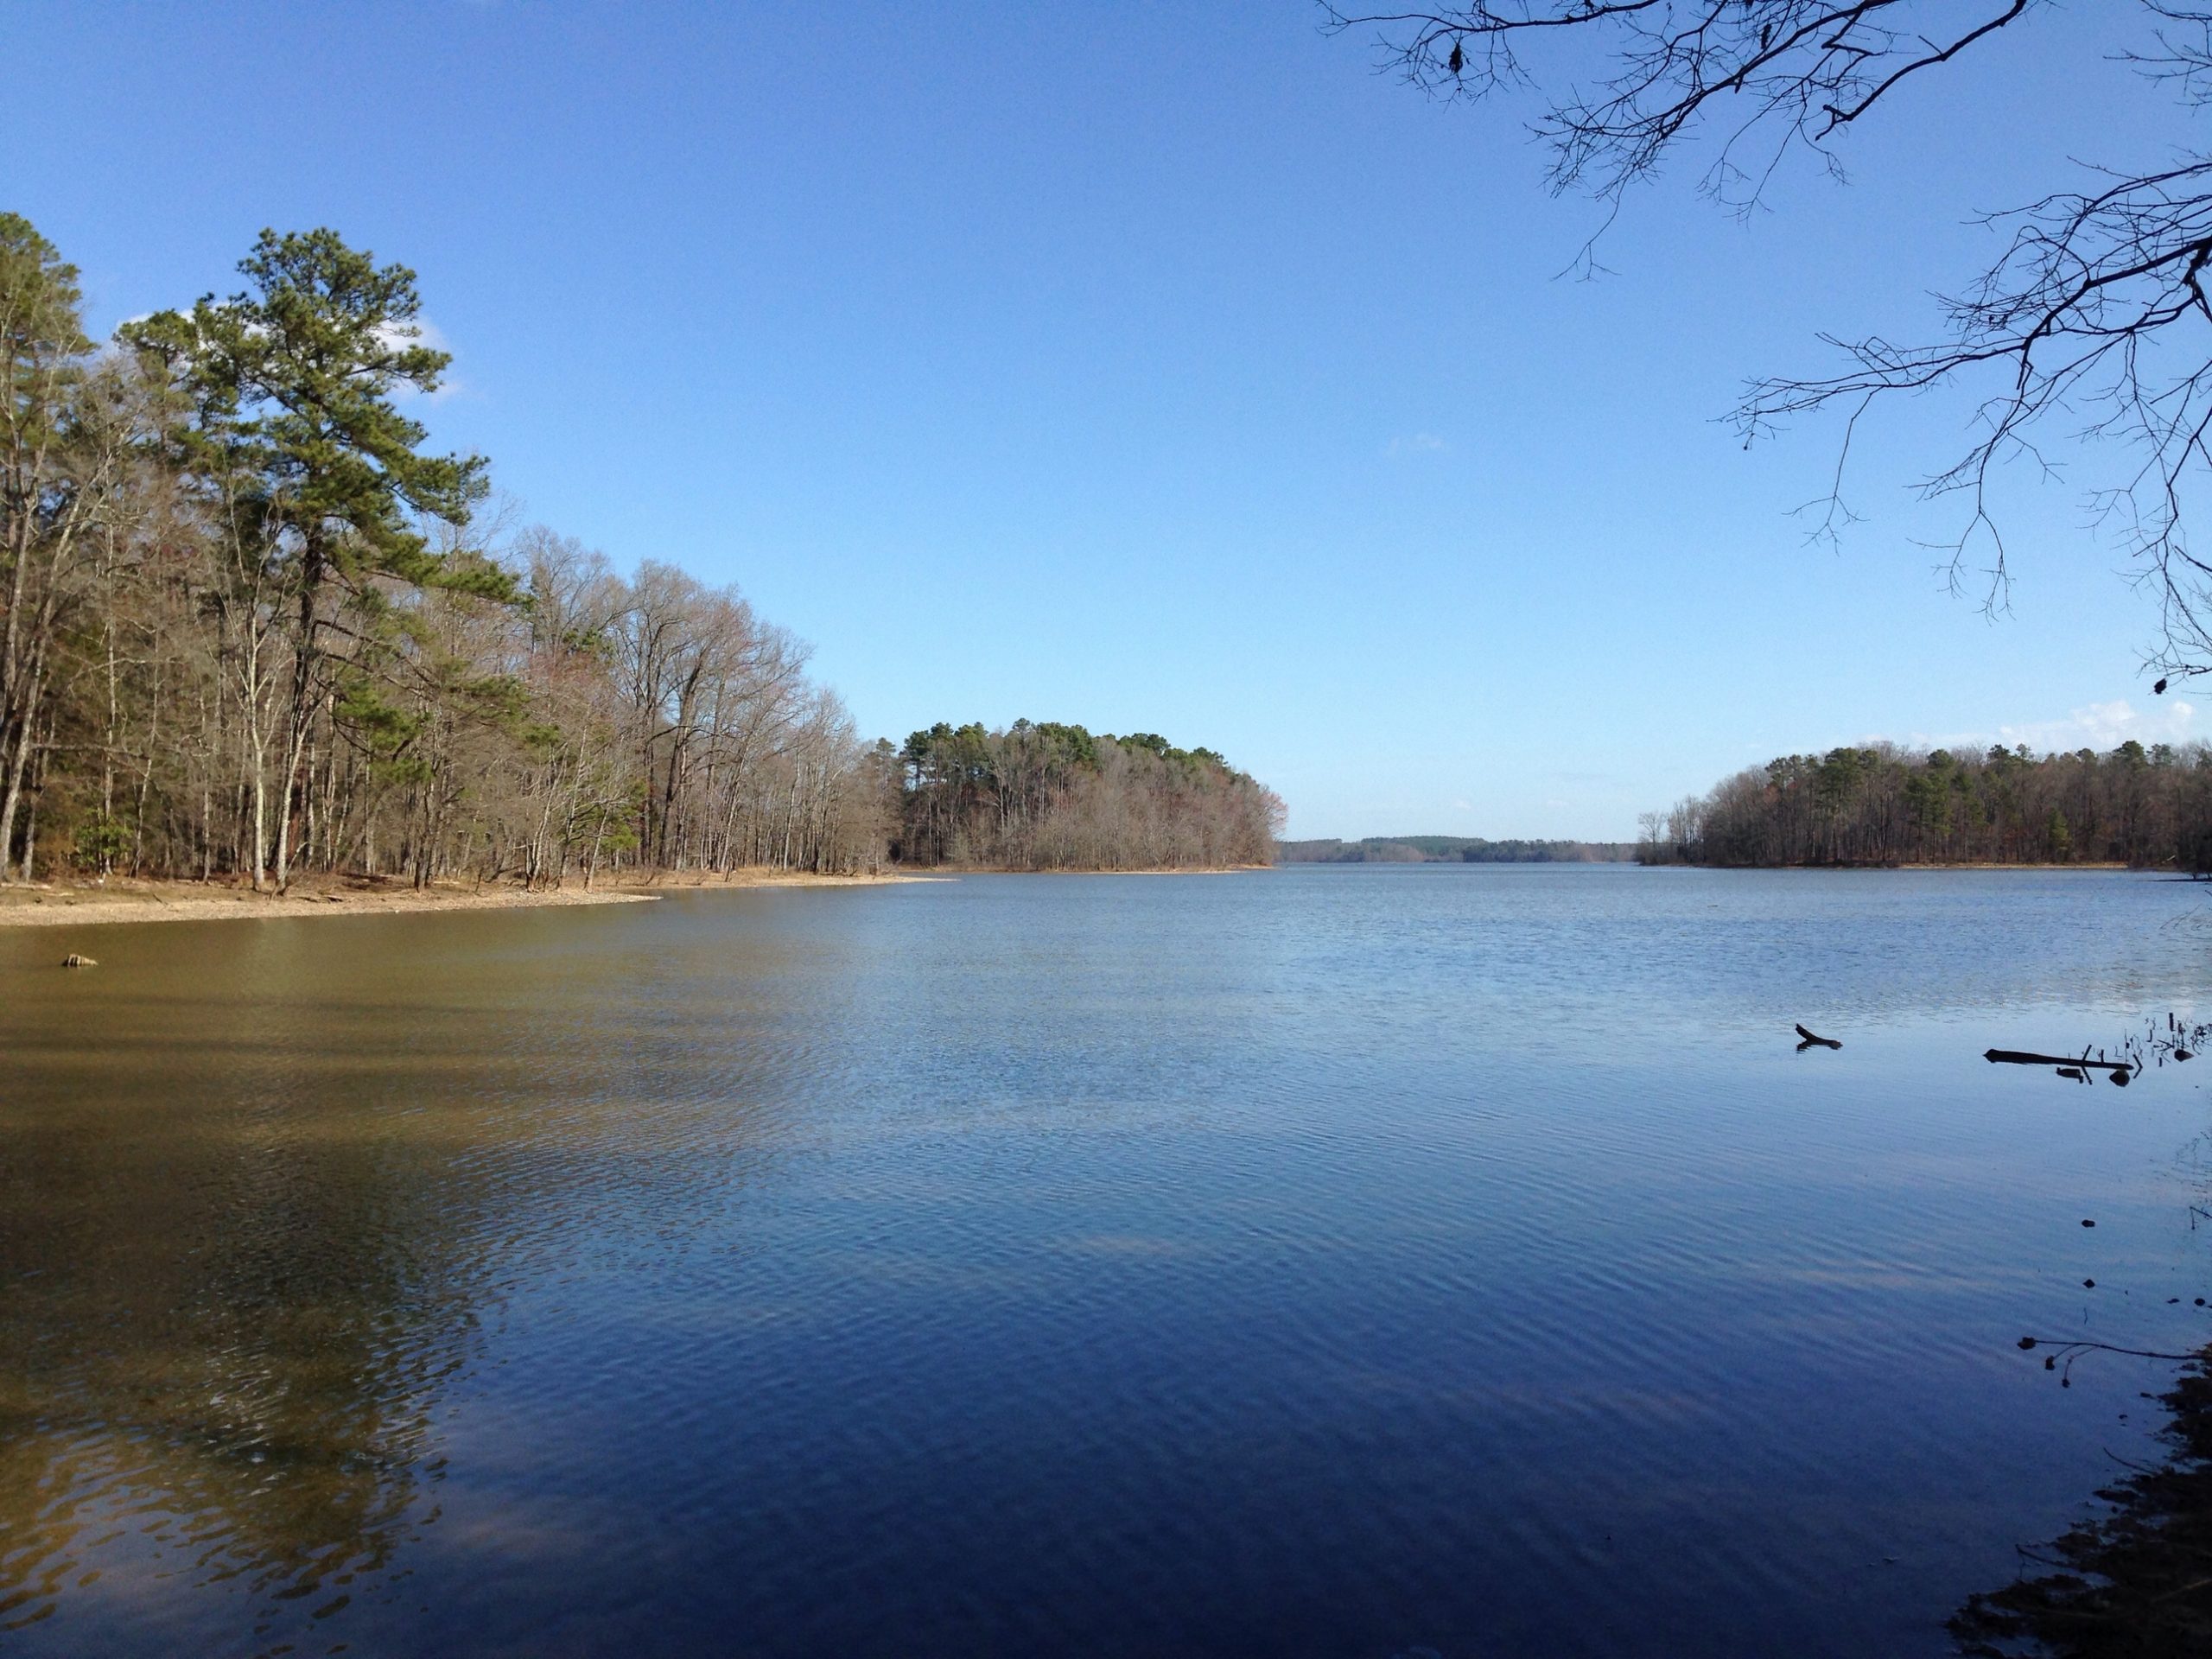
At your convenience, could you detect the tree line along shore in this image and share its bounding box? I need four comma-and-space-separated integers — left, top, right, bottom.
1278, 836, 1634, 863
1640, 741, 2212, 869
1, 216, 1281, 895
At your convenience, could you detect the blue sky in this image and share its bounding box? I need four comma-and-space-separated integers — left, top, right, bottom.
7, 2, 2201, 837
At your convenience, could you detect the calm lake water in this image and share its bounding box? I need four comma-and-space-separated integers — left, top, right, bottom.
4, 866, 2211, 1657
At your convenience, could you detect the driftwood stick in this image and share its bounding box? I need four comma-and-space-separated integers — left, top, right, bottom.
1794, 1023, 1840, 1049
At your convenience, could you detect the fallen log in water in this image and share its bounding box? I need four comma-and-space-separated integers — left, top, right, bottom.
1794, 1024, 1840, 1050
1985, 1047, 2134, 1084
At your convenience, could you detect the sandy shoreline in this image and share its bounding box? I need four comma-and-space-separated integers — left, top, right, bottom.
0, 868, 933, 929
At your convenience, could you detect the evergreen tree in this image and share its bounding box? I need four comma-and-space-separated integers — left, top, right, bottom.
124, 229, 494, 887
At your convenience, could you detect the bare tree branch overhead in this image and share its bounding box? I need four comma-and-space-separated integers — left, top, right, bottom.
1325, 1, 2034, 208
1325, 2, 2212, 684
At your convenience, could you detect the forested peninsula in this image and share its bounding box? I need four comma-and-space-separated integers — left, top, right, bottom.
1280, 836, 1633, 863
893, 721, 1281, 870
1640, 741, 2212, 869
0, 217, 1277, 894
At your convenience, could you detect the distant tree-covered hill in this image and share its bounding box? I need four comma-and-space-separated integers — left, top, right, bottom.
1640, 740, 2212, 868
1277, 836, 1636, 864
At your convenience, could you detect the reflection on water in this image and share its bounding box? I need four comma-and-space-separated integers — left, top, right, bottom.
1, 1109, 473, 1577
3, 868, 2212, 1657
1, 906, 811, 1655
0, 972, 493, 1644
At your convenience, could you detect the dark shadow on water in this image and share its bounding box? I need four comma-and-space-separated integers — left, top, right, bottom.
1957, 1017, 2212, 1655
1952, 1347, 2212, 1656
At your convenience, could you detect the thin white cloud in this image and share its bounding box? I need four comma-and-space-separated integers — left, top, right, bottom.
1997, 698, 2194, 752
374, 314, 448, 353
377, 315, 464, 403
1897, 697, 2196, 756
1388, 432, 1447, 456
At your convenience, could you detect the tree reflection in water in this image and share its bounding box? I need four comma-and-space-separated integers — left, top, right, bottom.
0, 1103, 488, 1644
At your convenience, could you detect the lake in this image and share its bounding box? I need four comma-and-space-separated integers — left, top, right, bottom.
3, 866, 2209, 1657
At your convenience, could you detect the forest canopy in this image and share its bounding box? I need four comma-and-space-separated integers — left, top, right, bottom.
0, 215, 1281, 890
1640, 739, 2212, 869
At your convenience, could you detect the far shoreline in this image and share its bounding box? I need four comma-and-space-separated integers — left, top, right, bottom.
985, 865, 1272, 876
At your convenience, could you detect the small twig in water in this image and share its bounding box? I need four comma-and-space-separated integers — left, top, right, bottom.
2018, 1335, 2196, 1386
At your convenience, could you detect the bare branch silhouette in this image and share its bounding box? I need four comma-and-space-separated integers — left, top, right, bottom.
1325, 3, 2212, 680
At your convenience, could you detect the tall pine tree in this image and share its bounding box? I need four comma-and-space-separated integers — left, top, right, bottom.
126, 229, 494, 887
